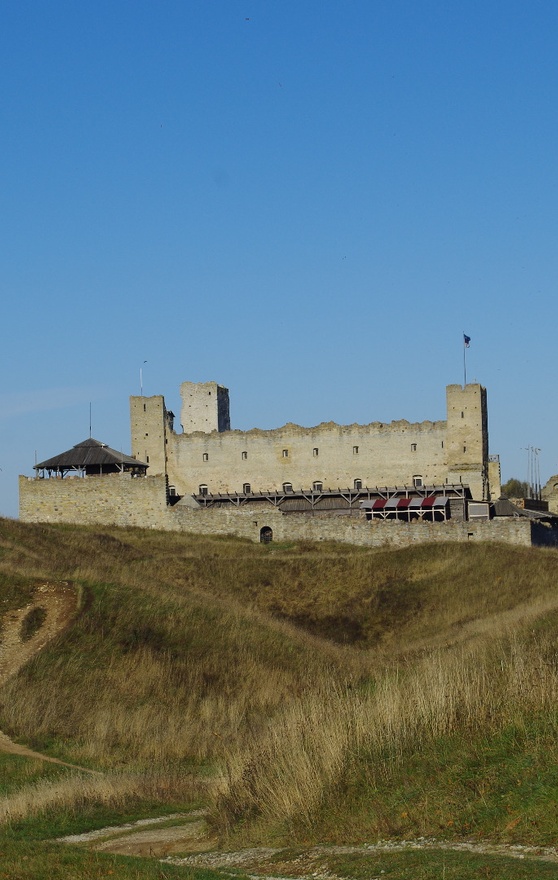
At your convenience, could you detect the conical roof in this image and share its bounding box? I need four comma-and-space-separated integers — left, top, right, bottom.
35, 438, 147, 472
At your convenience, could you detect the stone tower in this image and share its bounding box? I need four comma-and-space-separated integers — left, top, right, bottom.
130, 394, 173, 477
445, 383, 489, 500
180, 381, 230, 434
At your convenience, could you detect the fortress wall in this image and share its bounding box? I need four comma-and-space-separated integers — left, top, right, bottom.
19, 474, 169, 529
169, 506, 535, 548
165, 419, 449, 497
131, 382, 490, 501
19, 474, 541, 548
542, 475, 558, 514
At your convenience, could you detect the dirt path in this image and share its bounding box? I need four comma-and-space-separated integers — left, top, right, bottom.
56, 818, 558, 868
0, 580, 77, 686
164, 840, 558, 870
0, 581, 100, 773
57, 810, 216, 857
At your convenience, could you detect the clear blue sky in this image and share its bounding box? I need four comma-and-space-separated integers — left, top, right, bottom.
2, 0, 557, 517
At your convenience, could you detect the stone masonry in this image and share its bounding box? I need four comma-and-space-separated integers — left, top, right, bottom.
20, 379, 524, 549
130, 381, 493, 503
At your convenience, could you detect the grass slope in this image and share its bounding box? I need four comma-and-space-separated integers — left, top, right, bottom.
1, 517, 558, 877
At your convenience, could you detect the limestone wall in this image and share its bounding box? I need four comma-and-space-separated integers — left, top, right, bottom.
165, 418, 449, 497
129, 381, 492, 502
180, 381, 230, 433
542, 475, 558, 514
130, 396, 170, 477
445, 384, 488, 499
19, 473, 542, 548
169, 506, 535, 548
19, 474, 169, 529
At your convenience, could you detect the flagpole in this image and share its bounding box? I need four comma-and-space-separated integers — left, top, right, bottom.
462, 333, 471, 387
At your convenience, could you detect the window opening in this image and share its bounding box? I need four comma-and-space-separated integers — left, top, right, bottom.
354, 479, 362, 490
243, 483, 251, 494
313, 481, 323, 491
202, 452, 209, 461
198, 484, 208, 496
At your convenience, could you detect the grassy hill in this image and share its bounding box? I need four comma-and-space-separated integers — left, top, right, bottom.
2, 516, 558, 877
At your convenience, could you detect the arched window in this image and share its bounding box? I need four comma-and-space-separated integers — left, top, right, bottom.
243, 483, 251, 494
198, 484, 208, 496
354, 479, 362, 491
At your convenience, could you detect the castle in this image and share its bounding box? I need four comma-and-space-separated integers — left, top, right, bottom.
20, 378, 558, 547
130, 380, 497, 502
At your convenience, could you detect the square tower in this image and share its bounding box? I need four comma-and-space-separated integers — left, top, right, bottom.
180, 381, 230, 434
446, 383, 488, 499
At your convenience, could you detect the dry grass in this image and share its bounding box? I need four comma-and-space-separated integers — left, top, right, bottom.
2, 517, 558, 836
0, 768, 204, 824
217, 635, 558, 831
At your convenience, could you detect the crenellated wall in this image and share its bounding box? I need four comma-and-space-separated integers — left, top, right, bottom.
130, 381, 492, 501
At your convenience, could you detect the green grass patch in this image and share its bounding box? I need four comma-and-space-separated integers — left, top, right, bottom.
4, 798, 201, 842
0, 835, 228, 880
0, 752, 72, 796
328, 849, 558, 880
300, 716, 558, 846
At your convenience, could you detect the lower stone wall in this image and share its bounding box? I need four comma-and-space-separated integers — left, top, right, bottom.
169, 505, 535, 547
19, 474, 169, 528
19, 475, 544, 548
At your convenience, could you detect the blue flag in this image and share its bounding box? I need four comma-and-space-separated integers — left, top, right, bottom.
463, 334, 471, 347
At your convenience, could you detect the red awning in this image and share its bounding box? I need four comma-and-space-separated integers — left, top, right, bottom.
372, 498, 387, 510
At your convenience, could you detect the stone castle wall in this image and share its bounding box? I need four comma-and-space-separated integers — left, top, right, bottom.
19, 473, 169, 529
19, 473, 544, 548
131, 382, 491, 502
169, 505, 537, 548
165, 419, 448, 497
542, 475, 558, 514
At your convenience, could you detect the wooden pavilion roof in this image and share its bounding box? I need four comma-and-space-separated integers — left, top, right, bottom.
34, 438, 147, 473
